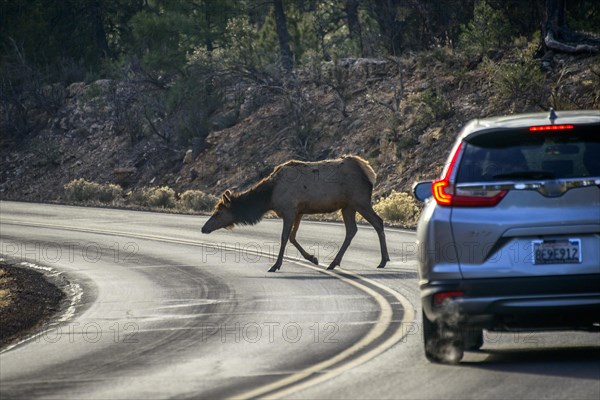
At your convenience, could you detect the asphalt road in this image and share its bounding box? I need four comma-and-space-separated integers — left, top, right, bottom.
0, 201, 598, 399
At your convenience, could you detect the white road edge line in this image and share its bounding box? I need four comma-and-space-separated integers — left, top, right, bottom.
1, 220, 416, 399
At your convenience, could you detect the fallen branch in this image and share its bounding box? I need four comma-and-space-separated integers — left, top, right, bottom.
544, 31, 599, 54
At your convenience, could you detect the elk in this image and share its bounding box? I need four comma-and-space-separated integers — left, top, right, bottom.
201, 156, 390, 272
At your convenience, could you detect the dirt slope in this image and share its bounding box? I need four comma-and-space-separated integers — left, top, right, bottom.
1, 50, 598, 203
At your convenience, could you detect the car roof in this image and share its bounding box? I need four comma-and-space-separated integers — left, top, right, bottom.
459, 109, 600, 141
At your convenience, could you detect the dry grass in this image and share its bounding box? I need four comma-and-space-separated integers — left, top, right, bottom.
131, 186, 177, 209
179, 190, 218, 212
0, 268, 13, 310
373, 191, 420, 228
297, 191, 420, 228
64, 179, 123, 203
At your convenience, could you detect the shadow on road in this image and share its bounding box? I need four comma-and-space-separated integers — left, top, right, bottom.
463, 346, 600, 380
349, 270, 418, 280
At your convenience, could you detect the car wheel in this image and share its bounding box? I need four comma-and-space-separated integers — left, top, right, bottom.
422, 310, 464, 364
461, 328, 484, 351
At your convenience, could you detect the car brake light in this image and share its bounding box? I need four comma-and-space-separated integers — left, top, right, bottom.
433, 291, 465, 306
432, 142, 507, 207
432, 180, 453, 205
528, 124, 574, 132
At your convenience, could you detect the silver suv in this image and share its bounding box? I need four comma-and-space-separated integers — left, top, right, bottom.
413, 110, 600, 363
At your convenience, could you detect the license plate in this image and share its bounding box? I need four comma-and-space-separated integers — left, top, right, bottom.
532, 239, 582, 265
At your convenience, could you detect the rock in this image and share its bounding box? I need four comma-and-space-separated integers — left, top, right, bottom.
347, 118, 364, 132
183, 149, 193, 164
192, 137, 206, 158
91, 79, 113, 93
67, 82, 86, 98
211, 110, 238, 131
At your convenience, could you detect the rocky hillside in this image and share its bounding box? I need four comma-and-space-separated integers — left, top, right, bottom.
1, 48, 599, 204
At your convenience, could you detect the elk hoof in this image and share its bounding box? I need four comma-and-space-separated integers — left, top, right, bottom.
268, 265, 280, 272
327, 262, 338, 270
308, 255, 319, 265
377, 257, 390, 269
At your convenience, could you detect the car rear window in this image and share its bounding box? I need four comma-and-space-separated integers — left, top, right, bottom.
456, 125, 600, 183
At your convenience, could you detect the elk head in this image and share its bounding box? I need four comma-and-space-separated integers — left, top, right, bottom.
201, 190, 236, 234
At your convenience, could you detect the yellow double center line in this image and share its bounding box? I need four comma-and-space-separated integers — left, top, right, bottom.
2, 220, 416, 399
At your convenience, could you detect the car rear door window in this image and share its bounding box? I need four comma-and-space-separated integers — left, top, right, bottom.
456, 126, 600, 183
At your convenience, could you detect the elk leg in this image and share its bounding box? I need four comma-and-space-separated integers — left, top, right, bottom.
357, 205, 390, 268
268, 216, 294, 272
327, 208, 357, 270
289, 214, 319, 265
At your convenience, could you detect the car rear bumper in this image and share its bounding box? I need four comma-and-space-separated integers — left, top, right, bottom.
421, 274, 600, 330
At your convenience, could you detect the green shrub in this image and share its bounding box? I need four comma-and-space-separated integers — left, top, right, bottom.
419, 87, 452, 120
373, 191, 420, 227
458, 1, 511, 57
396, 133, 418, 151
96, 183, 123, 203
416, 46, 460, 69
131, 186, 177, 208
64, 179, 97, 202
31, 136, 62, 166
179, 190, 218, 212
481, 43, 545, 106
64, 179, 123, 203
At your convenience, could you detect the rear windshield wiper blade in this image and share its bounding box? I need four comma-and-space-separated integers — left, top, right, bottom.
492, 171, 556, 180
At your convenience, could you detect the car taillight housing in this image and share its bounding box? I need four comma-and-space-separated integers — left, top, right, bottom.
432, 142, 507, 207
433, 291, 465, 306
528, 124, 574, 132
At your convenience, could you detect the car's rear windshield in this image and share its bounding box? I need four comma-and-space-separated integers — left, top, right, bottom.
456, 125, 600, 183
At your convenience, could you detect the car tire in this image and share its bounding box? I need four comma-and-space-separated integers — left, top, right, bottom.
461, 328, 484, 351
422, 310, 464, 364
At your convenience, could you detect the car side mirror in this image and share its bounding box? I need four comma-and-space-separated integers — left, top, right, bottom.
413, 181, 433, 202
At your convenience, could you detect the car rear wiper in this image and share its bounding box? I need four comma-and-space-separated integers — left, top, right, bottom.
492, 171, 556, 180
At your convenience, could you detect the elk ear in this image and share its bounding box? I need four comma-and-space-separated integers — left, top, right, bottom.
222, 190, 232, 207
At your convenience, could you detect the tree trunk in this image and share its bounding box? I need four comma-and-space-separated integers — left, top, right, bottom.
345, 0, 364, 57
544, 0, 566, 32
89, 0, 110, 59
273, 0, 294, 72
204, 3, 214, 54
372, 0, 402, 56
543, 0, 599, 54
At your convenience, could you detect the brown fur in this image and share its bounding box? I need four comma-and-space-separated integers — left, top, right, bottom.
202, 156, 389, 272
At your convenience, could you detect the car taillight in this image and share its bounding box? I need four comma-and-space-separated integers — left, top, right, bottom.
432, 180, 453, 206
432, 142, 507, 207
433, 291, 465, 306
528, 124, 574, 132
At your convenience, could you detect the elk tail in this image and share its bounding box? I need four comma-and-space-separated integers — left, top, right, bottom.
345, 155, 377, 186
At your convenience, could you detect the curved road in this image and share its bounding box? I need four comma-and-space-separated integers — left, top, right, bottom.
0, 201, 598, 399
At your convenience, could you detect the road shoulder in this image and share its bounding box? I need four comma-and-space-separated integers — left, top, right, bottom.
0, 262, 64, 349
